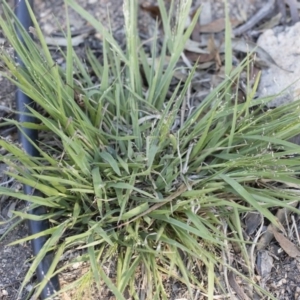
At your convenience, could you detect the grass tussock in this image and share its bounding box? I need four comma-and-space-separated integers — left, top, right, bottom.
0, 0, 300, 299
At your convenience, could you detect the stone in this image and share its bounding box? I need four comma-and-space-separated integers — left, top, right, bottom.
257, 22, 300, 107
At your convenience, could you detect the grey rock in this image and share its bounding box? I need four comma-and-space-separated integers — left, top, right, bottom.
257, 22, 300, 108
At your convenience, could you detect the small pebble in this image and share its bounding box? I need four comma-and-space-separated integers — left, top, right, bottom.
26, 284, 33, 292
72, 262, 82, 269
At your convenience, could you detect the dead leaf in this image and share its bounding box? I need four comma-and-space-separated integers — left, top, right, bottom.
199, 18, 242, 33
207, 35, 217, 54
256, 202, 298, 251
28, 26, 37, 37
190, 4, 202, 20
61, 292, 72, 300
184, 36, 221, 67
245, 212, 262, 235
7, 201, 16, 218
190, 4, 205, 42
207, 35, 221, 69
184, 39, 209, 54
273, 229, 300, 258
195, 61, 216, 70
191, 22, 202, 42
228, 271, 251, 300
140, 4, 161, 21
184, 51, 215, 63
256, 250, 273, 277
173, 69, 188, 81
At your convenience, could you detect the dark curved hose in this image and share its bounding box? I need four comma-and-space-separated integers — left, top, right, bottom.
15, 0, 60, 298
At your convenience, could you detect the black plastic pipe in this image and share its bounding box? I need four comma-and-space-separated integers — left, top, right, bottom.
15, 0, 60, 298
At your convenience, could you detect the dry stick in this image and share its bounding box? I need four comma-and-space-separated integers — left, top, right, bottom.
233, 0, 275, 36
277, 0, 287, 24
285, 0, 300, 24
256, 200, 299, 251
51, 25, 96, 37
221, 221, 233, 299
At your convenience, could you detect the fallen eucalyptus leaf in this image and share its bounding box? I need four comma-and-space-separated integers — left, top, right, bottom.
199, 17, 242, 33
184, 39, 209, 54
273, 229, 300, 258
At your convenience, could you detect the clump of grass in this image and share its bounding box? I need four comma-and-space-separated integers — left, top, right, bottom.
0, 0, 300, 299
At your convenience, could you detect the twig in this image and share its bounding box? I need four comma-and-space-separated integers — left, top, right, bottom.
0, 105, 13, 113
285, 0, 300, 24
0, 176, 15, 186
233, 0, 276, 36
